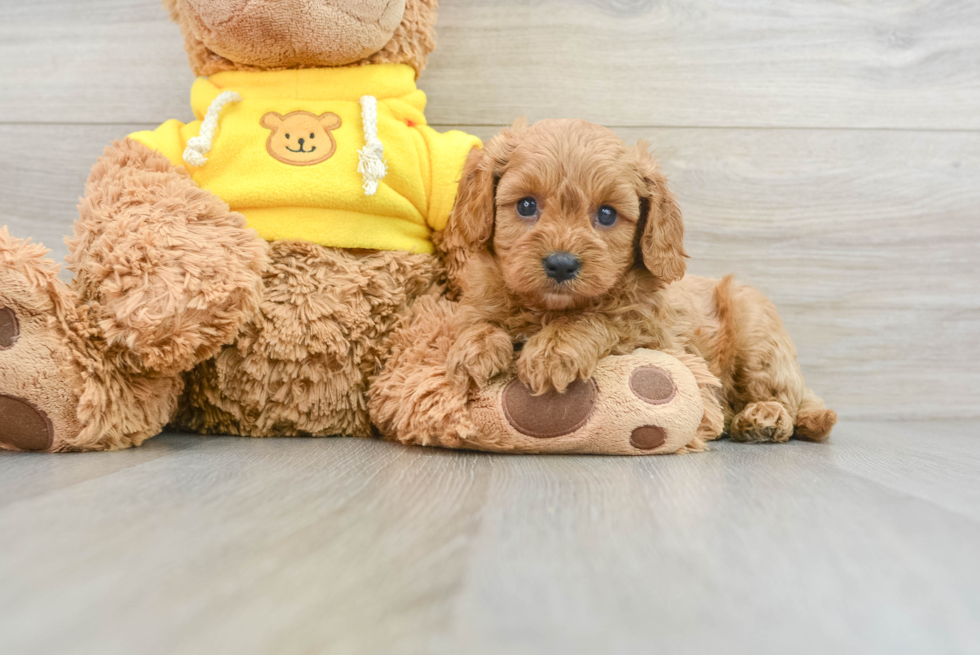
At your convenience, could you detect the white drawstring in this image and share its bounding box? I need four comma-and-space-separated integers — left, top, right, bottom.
357, 95, 387, 195
182, 91, 242, 168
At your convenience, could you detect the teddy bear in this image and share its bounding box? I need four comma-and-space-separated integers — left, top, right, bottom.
0, 0, 477, 451
0, 0, 712, 455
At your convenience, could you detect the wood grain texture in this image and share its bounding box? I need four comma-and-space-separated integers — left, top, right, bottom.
2, 124, 976, 419
0, 423, 978, 655
1, 0, 979, 129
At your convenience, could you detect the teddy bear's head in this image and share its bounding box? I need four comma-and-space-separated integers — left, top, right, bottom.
162, 0, 439, 77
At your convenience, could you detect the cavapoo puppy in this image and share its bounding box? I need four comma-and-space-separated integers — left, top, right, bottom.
439, 118, 836, 443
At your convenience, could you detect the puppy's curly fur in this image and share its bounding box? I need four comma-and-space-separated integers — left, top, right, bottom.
438, 118, 836, 443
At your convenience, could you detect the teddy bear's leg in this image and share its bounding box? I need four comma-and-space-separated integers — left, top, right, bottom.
176, 244, 444, 438
0, 227, 187, 452
461, 349, 710, 455
0, 139, 266, 452
370, 298, 716, 456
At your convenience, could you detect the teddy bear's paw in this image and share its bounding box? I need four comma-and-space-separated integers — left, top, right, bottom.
465, 349, 705, 455
0, 236, 84, 452
729, 401, 794, 443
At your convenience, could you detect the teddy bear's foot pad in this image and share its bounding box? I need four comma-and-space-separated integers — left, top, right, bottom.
0, 296, 82, 452
0, 300, 83, 452
0, 394, 54, 451
0, 234, 85, 452
0, 306, 20, 348
501, 378, 597, 439
466, 349, 705, 455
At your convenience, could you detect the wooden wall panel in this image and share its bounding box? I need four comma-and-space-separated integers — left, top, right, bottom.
2, 1, 979, 129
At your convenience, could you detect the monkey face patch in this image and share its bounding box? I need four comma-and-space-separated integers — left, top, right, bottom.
260, 111, 342, 166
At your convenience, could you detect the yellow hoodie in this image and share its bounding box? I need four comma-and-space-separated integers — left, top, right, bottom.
129, 64, 481, 253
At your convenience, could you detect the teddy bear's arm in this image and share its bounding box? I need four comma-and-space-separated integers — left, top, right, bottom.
67, 137, 267, 376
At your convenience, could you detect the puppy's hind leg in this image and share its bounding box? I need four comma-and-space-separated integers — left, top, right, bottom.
714, 276, 835, 443
793, 390, 837, 442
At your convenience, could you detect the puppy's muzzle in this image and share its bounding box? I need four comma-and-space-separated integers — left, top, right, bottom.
543, 252, 581, 283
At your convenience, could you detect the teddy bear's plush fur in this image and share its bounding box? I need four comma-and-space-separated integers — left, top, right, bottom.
165, 0, 438, 77
0, 0, 447, 451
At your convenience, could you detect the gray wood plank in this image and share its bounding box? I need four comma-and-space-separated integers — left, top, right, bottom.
827, 419, 980, 522
0, 434, 202, 509
2, 0, 979, 129
0, 437, 492, 655
2, 123, 976, 419
0, 423, 978, 654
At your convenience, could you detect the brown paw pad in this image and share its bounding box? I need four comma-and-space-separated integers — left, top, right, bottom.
630, 366, 676, 405
0, 394, 54, 451
630, 425, 667, 450
501, 378, 597, 438
0, 306, 19, 350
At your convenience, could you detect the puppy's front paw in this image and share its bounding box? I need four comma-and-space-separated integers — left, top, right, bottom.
517, 335, 598, 395
446, 325, 514, 392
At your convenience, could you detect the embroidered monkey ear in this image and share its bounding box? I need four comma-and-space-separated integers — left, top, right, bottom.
318, 113, 342, 130
260, 112, 284, 129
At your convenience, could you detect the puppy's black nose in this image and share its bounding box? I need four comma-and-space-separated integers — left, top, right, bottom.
298, 137, 305, 147
543, 252, 581, 282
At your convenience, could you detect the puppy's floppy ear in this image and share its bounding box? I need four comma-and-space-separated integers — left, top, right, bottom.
446, 147, 496, 249
633, 141, 688, 284
442, 122, 522, 252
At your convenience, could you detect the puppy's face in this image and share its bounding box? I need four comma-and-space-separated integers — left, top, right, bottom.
492, 125, 644, 310
446, 119, 687, 312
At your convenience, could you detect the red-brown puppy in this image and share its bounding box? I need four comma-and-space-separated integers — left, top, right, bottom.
439, 118, 836, 443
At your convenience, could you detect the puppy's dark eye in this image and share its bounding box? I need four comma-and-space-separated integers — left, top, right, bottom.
596, 205, 618, 227
516, 197, 538, 218
310, 133, 315, 139
285, 133, 291, 139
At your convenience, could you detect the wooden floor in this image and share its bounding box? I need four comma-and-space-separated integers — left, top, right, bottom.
0, 421, 978, 654
1, 0, 979, 652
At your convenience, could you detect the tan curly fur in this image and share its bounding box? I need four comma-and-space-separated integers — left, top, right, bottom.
438, 119, 836, 443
